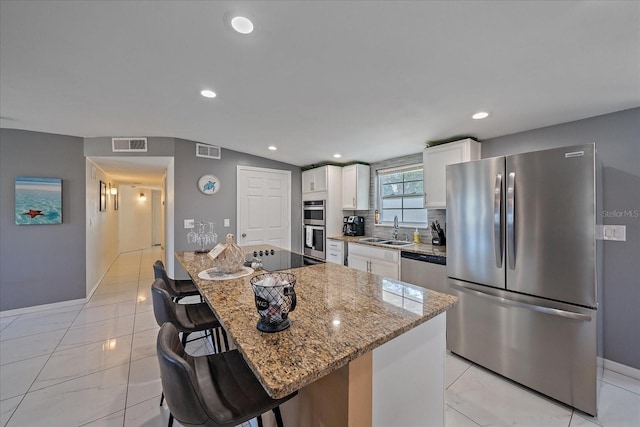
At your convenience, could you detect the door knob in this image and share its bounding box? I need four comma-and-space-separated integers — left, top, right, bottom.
241, 233, 247, 238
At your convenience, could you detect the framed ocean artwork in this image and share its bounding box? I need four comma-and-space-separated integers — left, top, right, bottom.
100, 180, 107, 212
15, 177, 62, 225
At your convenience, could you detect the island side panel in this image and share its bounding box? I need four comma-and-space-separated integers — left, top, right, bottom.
372, 312, 446, 427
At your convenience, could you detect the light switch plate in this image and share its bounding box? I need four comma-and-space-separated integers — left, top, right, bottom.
224, 218, 230, 227
184, 219, 195, 229
600, 225, 626, 241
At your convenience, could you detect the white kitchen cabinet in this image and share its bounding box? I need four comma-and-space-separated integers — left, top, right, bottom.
423, 138, 480, 208
302, 166, 328, 193
342, 164, 370, 210
326, 239, 344, 265
348, 242, 399, 280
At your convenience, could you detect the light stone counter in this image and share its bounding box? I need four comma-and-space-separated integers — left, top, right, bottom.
328, 235, 447, 258
176, 245, 457, 426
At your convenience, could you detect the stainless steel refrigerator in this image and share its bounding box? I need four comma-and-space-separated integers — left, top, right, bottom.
446, 143, 599, 416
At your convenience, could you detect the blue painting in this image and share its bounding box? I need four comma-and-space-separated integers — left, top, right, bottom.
15, 177, 62, 225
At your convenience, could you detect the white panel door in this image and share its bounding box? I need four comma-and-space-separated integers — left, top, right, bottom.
237, 166, 291, 249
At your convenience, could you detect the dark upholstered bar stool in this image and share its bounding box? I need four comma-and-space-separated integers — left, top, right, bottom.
153, 260, 201, 302
151, 278, 228, 350
157, 323, 297, 427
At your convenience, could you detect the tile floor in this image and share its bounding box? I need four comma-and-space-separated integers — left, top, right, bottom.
0, 247, 638, 426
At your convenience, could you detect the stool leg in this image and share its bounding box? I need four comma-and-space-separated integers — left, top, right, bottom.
159, 391, 164, 406
181, 332, 189, 347
168, 413, 174, 427
256, 415, 263, 427
273, 406, 284, 427
221, 328, 229, 351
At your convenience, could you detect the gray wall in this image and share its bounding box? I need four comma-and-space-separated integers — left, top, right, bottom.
172, 138, 302, 278
481, 107, 640, 370
0, 129, 86, 311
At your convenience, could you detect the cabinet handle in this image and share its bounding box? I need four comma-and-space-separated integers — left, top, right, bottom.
353, 197, 356, 206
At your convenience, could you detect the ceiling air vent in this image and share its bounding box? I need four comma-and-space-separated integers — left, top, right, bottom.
112, 137, 148, 152
196, 143, 221, 159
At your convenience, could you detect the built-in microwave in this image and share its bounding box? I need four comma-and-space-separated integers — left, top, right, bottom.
302, 200, 325, 226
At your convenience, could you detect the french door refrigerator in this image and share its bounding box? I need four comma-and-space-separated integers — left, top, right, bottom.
446, 143, 599, 416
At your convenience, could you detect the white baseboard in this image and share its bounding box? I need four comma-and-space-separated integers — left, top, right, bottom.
604, 358, 640, 381
0, 298, 86, 318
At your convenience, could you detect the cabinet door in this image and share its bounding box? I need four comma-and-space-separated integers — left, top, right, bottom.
314, 167, 328, 192
342, 165, 357, 209
370, 259, 399, 280
423, 139, 479, 208
302, 170, 314, 193
348, 254, 370, 273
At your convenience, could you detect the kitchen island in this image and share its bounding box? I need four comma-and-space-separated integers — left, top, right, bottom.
176, 246, 457, 427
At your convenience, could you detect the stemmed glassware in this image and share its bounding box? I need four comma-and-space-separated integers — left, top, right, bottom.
187, 221, 218, 253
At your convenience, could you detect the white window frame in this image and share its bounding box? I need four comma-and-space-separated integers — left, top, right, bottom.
376, 164, 427, 227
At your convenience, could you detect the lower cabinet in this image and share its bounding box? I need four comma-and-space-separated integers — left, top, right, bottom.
326, 239, 344, 265
347, 243, 399, 280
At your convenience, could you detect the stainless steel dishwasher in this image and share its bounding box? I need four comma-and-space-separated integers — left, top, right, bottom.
400, 251, 448, 294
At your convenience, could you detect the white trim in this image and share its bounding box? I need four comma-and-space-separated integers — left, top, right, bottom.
604, 358, 640, 381
0, 298, 86, 318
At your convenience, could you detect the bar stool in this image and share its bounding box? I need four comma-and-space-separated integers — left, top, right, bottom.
153, 260, 202, 302
157, 322, 297, 427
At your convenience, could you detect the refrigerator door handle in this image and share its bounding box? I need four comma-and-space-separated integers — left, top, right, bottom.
507, 171, 516, 269
494, 173, 503, 268
449, 282, 592, 321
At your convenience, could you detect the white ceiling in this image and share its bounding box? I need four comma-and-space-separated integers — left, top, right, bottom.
1, 1, 639, 175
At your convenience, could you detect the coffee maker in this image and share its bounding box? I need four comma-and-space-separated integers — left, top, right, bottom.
343, 216, 365, 236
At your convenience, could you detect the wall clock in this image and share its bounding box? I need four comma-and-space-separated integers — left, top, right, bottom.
198, 174, 220, 195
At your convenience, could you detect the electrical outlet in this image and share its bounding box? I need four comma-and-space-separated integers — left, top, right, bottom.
224, 218, 230, 227
184, 219, 195, 229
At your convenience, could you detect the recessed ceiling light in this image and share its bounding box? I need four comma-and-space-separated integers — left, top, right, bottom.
333, 153, 342, 158
201, 90, 216, 98
268, 145, 277, 151
472, 111, 489, 120
231, 16, 254, 34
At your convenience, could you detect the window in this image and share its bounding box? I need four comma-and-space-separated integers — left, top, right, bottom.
377, 164, 427, 226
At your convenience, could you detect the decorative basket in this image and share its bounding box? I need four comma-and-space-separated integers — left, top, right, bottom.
214, 234, 245, 273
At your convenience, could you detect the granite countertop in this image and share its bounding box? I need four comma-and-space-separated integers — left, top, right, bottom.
328, 235, 447, 257
176, 245, 457, 399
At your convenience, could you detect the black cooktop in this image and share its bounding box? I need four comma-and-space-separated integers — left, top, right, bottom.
245, 249, 325, 272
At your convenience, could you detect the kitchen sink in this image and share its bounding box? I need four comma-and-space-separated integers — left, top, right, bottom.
380, 240, 414, 247
359, 237, 390, 243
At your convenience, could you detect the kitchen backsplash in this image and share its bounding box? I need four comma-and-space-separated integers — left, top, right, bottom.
343, 152, 447, 245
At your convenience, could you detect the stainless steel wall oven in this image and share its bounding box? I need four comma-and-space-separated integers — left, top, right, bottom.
303, 200, 325, 259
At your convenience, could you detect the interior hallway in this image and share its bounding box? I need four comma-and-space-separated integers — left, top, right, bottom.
1, 247, 638, 426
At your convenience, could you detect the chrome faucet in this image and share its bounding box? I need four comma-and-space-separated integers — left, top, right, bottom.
392, 215, 399, 240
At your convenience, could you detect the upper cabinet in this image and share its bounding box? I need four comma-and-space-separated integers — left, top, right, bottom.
423, 138, 480, 208
342, 164, 370, 210
302, 166, 328, 193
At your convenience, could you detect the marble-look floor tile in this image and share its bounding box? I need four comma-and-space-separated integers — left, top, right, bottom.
80, 410, 125, 426
445, 404, 480, 427
17, 303, 85, 319
86, 290, 138, 308
131, 327, 159, 361
0, 316, 19, 331
56, 314, 135, 351
0, 394, 23, 426
123, 396, 178, 427
126, 355, 161, 408
0, 329, 66, 365
602, 369, 640, 395
572, 382, 640, 427
133, 309, 160, 333
94, 280, 139, 293
30, 335, 133, 391
0, 310, 78, 341
446, 365, 573, 427
0, 354, 49, 400
72, 301, 136, 327
7, 364, 128, 427
446, 352, 471, 389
